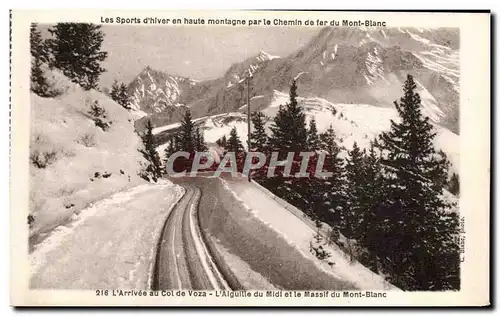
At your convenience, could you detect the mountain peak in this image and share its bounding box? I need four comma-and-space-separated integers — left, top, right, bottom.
138, 65, 168, 77
257, 50, 280, 61
128, 67, 197, 115
141, 65, 153, 73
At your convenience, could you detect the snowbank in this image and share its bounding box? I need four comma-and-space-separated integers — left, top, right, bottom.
194, 177, 355, 290
222, 178, 400, 291
29, 68, 147, 240
30, 181, 184, 289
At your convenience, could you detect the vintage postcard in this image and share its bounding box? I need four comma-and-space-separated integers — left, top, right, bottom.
10, 10, 490, 306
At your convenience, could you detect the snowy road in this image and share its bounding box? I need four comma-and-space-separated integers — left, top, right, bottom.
164, 176, 365, 291
153, 185, 230, 290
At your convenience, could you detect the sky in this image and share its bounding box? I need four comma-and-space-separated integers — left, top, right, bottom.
97, 25, 319, 88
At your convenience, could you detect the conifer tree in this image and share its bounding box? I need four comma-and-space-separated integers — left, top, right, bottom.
216, 135, 227, 148
139, 120, 162, 182
266, 80, 309, 203
118, 83, 131, 109
221, 127, 245, 174
30, 23, 49, 62
87, 100, 111, 131
178, 110, 196, 152
165, 136, 177, 158
319, 125, 342, 164
164, 138, 176, 159
31, 57, 48, 96
163, 137, 178, 173
110, 80, 120, 103
319, 124, 347, 228
249, 112, 269, 183
307, 118, 321, 151
345, 142, 366, 239
225, 127, 244, 153
359, 142, 386, 272
250, 112, 268, 153
47, 23, 108, 90
269, 79, 307, 155
448, 172, 460, 196
172, 135, 179, 151
293, 151, 329, 220
30, 23, 50, 96
194, 127, 207, 151
376, 74, 459, 290
344, 141, 385, 263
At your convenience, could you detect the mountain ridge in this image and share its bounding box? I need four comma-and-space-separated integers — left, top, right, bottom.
131, 27, 459, 134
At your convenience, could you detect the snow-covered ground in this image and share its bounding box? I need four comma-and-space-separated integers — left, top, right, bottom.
222, 178, 400, 291
30, 67, 148, 238
30, 181, 184, 289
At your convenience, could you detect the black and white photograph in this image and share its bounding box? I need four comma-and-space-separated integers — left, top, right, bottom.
9, 10, 490, 306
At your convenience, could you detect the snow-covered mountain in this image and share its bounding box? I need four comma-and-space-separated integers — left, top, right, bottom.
135, 26, 459, 134
224, 50, 281, 89
128, 66, 198, 115
231, 27, 459, 132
